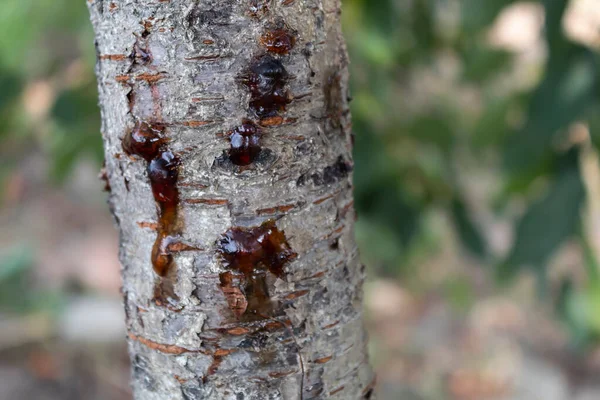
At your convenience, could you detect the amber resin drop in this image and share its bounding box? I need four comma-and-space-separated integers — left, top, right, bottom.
217, 220, 296, 278
122, 121, 165, 161
217, 221, 295, 318
229, 120, 262, 166
148, 150, 179, 205
152, 232, 176, 277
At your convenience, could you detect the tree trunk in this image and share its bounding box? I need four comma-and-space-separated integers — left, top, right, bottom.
88, 0, 374, 398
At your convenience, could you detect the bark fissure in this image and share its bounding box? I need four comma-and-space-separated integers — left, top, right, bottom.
88, 0, 373, 398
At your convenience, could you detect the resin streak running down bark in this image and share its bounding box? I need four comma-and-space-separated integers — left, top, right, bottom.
122, 121, 181, 280
148, 149, 180, 278
88, 0, 374, 398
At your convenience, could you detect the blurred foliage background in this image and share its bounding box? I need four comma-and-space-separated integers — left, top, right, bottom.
1, 0, 600, 399
346, 0, 600, 347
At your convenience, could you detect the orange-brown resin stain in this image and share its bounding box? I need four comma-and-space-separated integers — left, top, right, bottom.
260, 29, 296, 55
217, 220, 295, 278
184, 198, 229, 206
121, 121, 181, 279
322, 321, 340, 329
268, 370, 297, 378
224, 326, 250, 335
285, 290, 309, 300
313, 355, 333, 364
122, 121, 166, 161
128, 332, 203, 355
256, 203, 296, 216
330, 386, 345, 395
219, 272, 249, 318
217, 221, 296, 318
148, 150, 180, 277
99, 54, 127, 60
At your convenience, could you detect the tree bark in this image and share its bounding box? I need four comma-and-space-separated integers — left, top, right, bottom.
88, 0, 374, 398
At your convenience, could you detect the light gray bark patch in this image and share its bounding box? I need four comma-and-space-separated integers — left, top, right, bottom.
88, 0, 374, 398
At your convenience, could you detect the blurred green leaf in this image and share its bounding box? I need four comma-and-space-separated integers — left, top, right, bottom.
49, 122, 103, 182
444, 277, 475, 312
0, 245, 35, 312
451, 197, 487, 258
354, 119, 423, 271
586, 104, 600, 152
0, 0, 93, 72
0, 70, 23, 112
557, 279, 592, 346
472, 92, 530, 150
460, 0, 515, 34
500, 150, 585, 278
357, 0, 397, 34
543, 0, 570, 50
52, 82, 100, 128
406, 115, 455, 149
0, 245, 65, 315
582, 235, 600, 285
472, 98, 511, 148
355, 172, 422, 252
0, 245, 33, 282
49, 81, 102, 181
462, 46, 512, 82
412, 0, 436, 51
504, 46, 597, 173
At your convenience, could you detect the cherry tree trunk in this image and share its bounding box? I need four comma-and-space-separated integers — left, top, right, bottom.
88, 0, 374, 398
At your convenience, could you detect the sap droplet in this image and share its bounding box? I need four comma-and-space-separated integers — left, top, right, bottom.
148, 151, 179, 204
229, 120, 262, 166
217, 220, 296, 278
122, 121, 165, 162
241, 56, 290, 119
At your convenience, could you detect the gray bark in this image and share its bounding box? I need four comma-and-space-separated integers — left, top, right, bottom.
88, 0, 374, 399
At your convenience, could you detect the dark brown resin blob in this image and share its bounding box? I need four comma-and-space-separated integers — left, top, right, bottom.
228, 120, 262, 166
216, 221, 296, 317
260, 29, 296, 54
147, 150, 180, 277
122, 121, 165, 161
217, 220, 296, 278
241, 56, 290, 119
148, 151, 179, 205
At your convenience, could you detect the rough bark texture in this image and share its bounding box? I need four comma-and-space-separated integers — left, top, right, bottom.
88, 0, 374, 398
